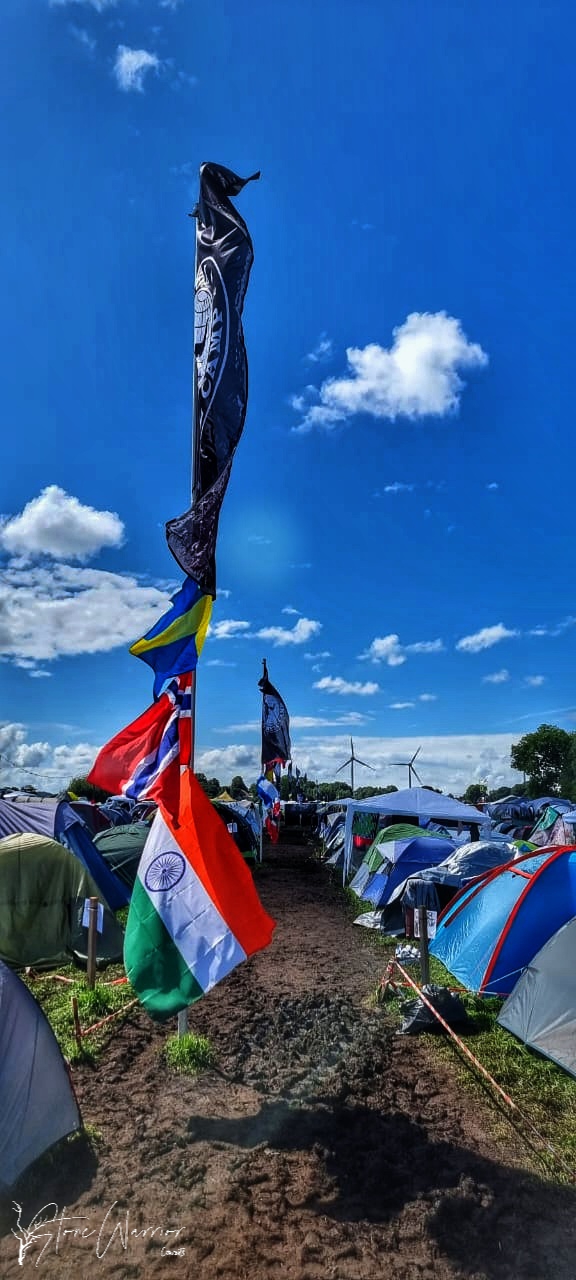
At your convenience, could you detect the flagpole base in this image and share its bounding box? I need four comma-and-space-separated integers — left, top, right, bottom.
177, 1008, 188, 1037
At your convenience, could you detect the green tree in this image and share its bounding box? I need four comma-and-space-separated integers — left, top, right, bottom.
510, 724, 573, 795
354, 785, 398, 800
230, 774, 249, 799
462, 783, 488, 806
195, 773, 221, 798
67, 775, 111, 802
560, 735, 576, 801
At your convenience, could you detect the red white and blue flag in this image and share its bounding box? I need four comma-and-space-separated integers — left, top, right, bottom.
88, 675, 191, 814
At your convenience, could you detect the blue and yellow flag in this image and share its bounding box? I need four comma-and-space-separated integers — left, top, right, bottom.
130, 576, 212, 698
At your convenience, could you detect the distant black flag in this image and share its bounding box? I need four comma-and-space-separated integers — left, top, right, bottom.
166, 162, 259, 597
258, 660, 291, 769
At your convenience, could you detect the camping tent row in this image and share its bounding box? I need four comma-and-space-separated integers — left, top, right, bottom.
427, 844, 576, 1081
342, 789, 487, 882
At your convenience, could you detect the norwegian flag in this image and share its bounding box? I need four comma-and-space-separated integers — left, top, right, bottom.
88, 675, 192, 817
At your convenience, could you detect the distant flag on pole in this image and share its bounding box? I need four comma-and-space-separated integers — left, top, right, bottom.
124, 776, 275, 1019
257, 775, 281, 845
129, 576, 213, 698
87, 675, 191, 816
258, 660, 291, 768
166, 162, 259, 597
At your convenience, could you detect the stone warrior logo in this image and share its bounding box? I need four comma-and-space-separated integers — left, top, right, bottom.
194, 257, 230, 422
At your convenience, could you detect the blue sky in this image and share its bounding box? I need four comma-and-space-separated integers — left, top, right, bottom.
1, 0, 575, 794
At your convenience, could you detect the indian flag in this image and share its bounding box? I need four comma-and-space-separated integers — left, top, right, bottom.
124, 776, 275, 1019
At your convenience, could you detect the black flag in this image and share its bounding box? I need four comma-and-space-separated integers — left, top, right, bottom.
166, 162, 259, 597
258, 660, 291, 768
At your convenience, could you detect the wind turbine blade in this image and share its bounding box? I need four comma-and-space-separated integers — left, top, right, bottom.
411, 746, 422, 765
389, 761, 407, 767
354, 758, 374, 770
412, 768, 424, 786
335, 759, 352, 775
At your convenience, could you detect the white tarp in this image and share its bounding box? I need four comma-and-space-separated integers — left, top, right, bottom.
343, 787, 485, 880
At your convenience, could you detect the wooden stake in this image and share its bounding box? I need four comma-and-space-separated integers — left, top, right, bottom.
86, 896, 99, 989
417, 907, 430, 986
71, 996, 83, 1051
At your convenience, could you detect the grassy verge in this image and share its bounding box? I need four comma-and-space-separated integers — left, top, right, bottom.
329, 863, 576, 1180
163, 1031, 214, 1075
24, 966, 135, 1063
383, 952, 576, 1181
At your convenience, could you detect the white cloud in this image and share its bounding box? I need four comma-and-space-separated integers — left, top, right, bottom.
69, 25, 97, 51
218, 712, 370, 733
293, 312, 488, 433
456, 624, 518, 654
304, 650, 331, 661
407, 639, 444, 655
282, 606, 301, 616
383, 482, 415, 494
525, 675, 546, 687
482, 669, 510, 684
0, 722, 100, 790
13, 658, 53, 679
389, 702, 415, 710
487, 482, 499, 491
247, 535, 272, 545
114, 46, 160, 93
205, 659, 237, 668
360, 635, 405, 666
209, 619, 251, 640
195, 732, 520, 793
418, 693, 437, 702
255, 617, 321, 647
313, 676, 380, 696
0, 486, 124, 561
360, 634, 444, 666
528, 617, 576, 639
0, 562, 170, 662
305, 334, 334, 364
51, 0, 117, 9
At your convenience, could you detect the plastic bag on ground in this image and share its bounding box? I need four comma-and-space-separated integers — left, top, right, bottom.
399, 983, 471, 1035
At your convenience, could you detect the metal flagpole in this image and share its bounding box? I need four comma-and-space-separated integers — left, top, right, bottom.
177, 195, 200, 1041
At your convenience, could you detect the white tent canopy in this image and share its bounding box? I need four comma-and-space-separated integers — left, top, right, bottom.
343, 787, 485, 880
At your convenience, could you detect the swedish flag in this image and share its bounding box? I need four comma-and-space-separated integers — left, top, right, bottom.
130, 577, 213, 698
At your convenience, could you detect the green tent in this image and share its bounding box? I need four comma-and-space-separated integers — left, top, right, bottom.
0, 832, 123, 969
366, 823, 441, 861
93, 822, 150, 890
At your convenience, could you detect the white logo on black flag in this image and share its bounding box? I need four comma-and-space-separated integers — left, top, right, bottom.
258, 660, 291, 768
166, 163, 259, 597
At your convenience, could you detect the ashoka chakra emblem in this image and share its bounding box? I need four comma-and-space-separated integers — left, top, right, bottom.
145, 851, 186, 893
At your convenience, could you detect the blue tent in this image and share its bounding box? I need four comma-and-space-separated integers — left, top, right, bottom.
430, 846, 576, 995
351, 834, 454, 908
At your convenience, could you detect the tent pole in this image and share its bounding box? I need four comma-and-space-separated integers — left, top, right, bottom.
417, 907, 430, 985
178, 192, 200, 1042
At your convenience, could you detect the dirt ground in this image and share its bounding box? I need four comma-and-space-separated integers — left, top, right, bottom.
1, 841, 575, 1279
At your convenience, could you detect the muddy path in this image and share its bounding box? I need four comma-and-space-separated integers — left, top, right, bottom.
1, 843, 574, 1279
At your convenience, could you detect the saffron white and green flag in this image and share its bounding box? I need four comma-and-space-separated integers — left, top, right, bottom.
124, 775, 275, 1019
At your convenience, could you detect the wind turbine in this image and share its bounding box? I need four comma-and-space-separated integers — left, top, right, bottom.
335, 738, 374, 797
390, 745, 423, 788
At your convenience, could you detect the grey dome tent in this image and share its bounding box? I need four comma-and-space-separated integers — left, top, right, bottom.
0, 960, 81, 1189
498, 917, 576, 1079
